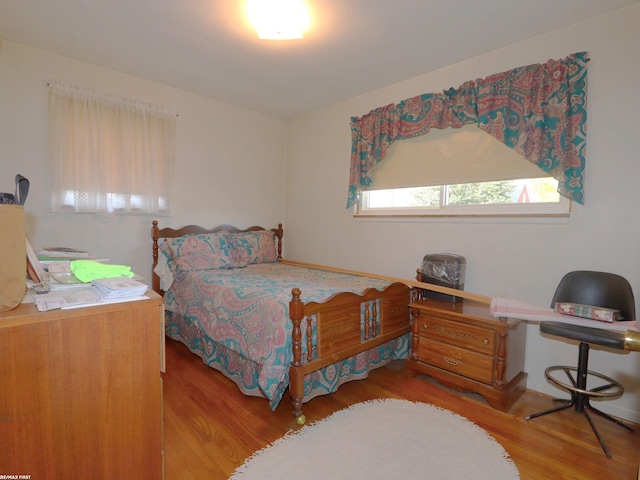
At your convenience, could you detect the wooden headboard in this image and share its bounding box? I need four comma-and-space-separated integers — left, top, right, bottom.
151, 220, 284, 295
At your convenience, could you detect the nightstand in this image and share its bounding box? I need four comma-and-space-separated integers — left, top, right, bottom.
407, 297, 527, 412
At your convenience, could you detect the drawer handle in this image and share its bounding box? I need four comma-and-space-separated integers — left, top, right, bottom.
444, 356, 460, 366
482, 338, 489, 345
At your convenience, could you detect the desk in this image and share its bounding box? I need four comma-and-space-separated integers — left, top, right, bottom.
0, 293, 164, 479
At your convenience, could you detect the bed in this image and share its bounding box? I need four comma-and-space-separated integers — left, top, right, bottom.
151, 221, 411, 424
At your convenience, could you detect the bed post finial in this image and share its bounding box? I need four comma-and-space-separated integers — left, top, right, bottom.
290, 288, 303, 368
277, 223, 283, 259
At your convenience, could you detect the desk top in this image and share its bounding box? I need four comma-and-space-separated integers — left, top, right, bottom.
0, 290, 162, 328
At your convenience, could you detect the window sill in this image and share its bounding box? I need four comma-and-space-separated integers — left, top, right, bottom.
353, 211, 571, 225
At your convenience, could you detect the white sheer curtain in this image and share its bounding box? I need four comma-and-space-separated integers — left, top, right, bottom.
48, 82, 176, 215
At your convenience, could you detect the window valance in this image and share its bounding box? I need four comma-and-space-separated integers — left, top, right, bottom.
347, 52, 588, 209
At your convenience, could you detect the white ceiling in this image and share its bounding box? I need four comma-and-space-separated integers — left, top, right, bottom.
0, 0, 638, 119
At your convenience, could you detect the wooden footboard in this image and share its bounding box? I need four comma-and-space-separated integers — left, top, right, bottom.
288, 282, 411, 424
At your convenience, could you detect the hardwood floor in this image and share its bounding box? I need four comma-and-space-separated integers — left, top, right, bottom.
163, 338, 640, 479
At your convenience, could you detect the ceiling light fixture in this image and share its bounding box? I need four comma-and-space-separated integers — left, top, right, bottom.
247, 0, 310, 40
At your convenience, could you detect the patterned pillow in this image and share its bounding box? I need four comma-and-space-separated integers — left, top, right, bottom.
160, 233, 233, 275
225, 230, 278, 268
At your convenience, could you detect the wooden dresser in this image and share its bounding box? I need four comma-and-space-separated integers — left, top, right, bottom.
407, 297, 527, 412
0, 292, 165, 479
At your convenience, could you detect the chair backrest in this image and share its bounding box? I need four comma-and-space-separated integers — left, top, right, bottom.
551, 270, 636, 321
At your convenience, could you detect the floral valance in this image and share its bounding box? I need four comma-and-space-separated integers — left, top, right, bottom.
347, 52, 588, 208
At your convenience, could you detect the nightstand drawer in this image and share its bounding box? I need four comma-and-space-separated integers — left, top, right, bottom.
418, 317, 495, 355
417, 338, 495, 384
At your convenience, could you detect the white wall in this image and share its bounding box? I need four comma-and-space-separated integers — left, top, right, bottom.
285, 5, 640, 421
0, 40, 287, 280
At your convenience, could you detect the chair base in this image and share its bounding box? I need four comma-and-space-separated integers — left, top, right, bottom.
525, 343, 632, 458
525, 392, 631, 458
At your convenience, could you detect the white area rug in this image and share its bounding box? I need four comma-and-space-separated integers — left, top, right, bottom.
230, 398, 520, 479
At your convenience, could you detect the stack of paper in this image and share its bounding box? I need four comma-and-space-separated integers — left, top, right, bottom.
35, 287, 103, 311
92, 277, 148, 299
37, 247, 92, 259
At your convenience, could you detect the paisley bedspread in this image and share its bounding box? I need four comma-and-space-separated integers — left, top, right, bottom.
164, 263, 409, 409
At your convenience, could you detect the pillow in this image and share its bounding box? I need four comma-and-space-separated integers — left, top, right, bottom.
160, 232, 233, 275
225, 230, 278, 268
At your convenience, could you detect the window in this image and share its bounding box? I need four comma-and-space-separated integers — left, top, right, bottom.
48, 82, 176, 216
358, 177, 571, 217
